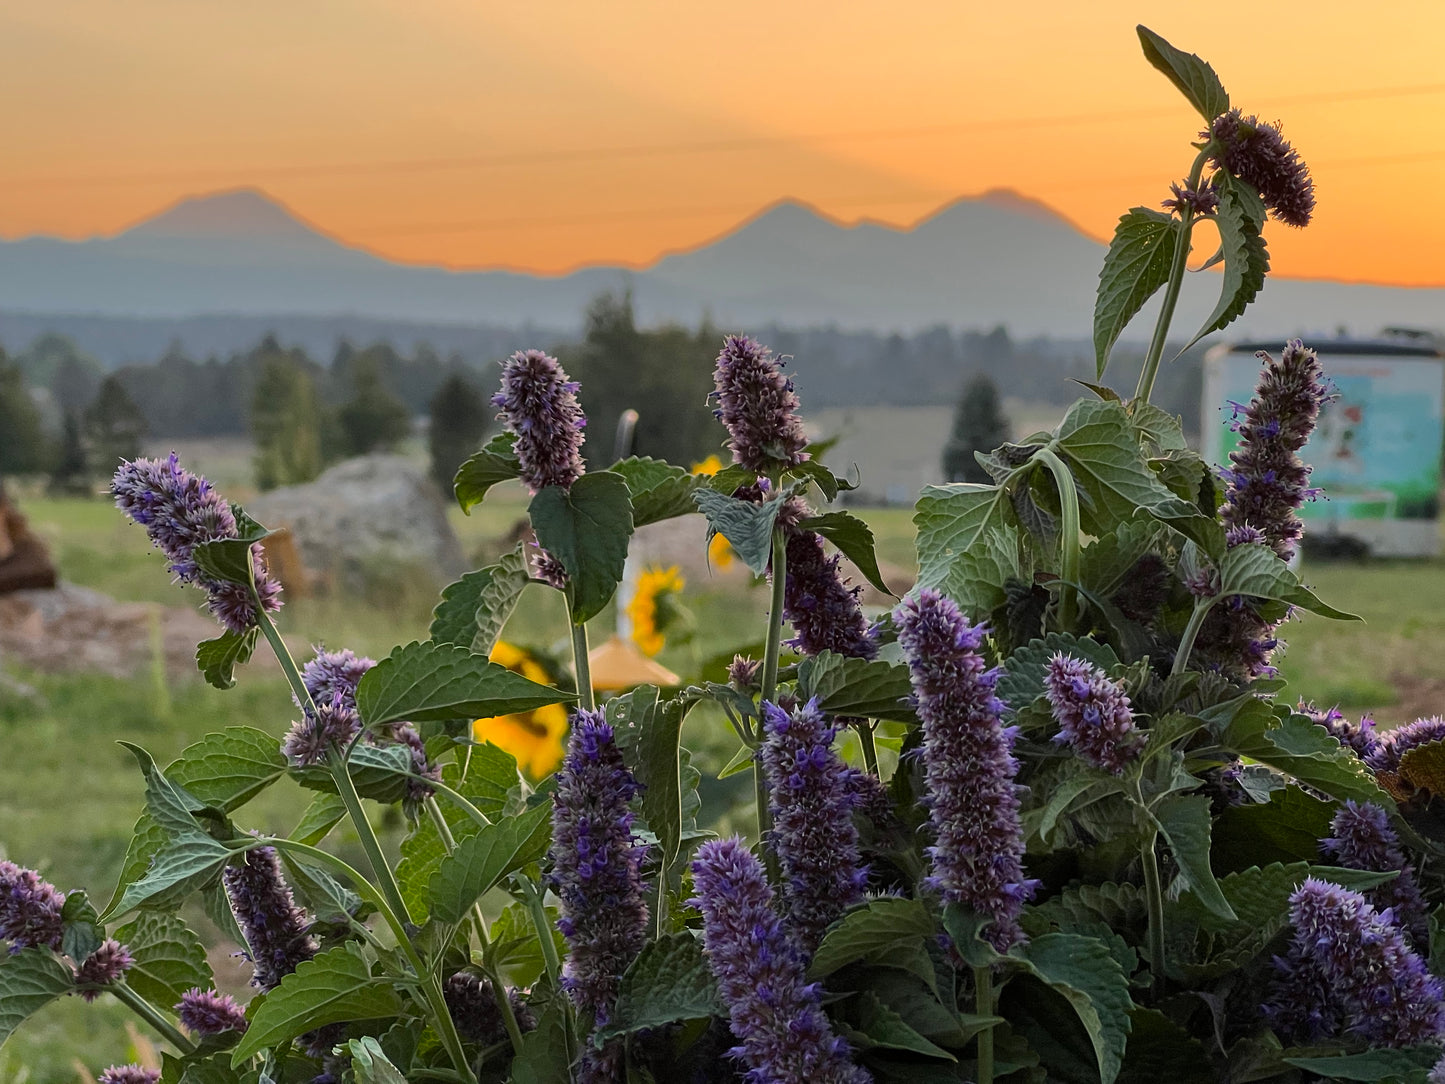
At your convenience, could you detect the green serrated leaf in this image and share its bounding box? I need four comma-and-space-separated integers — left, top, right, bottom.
1224, 702, 1394, 809
800, 510, 894, 596
454, 431, 521, 513
1217, 542, 1360, 620
191, 507, 272, 588
1179, 183, 1269, 353
596, 933, 723, 1041
104, 835, 234, 920
1152, 794, 1235, 922
195, 628, 258, 690
429, 546, 531, 653
426, 802, 551, 924
1282, 1047, 1440, 1081
347, 1036, 409, 1084
841, 990, 959, 1061
166, 728, 288, 813
294, 742, 416, 805
638, 692, 693, 871
796, 651, 916, 722
1094, 208, 1180, 379
60, 891, 102, 963
290, 792, 347, 846
1211, 785, 1335, 873
232, 944, 402, 1064
0, 948, 76, 1048
1078, 521, 1168, 601
121, 742, 210, 840
810, 898, 937, 979
1136, 25, 1230, 122
530, 471, 635, 624
357, 640, 573, 727
1129, 402, 1189, 453
610, 457, 705, 527
1054, 398, 1222, 555
510, 1005, 572, 1084
1019, 933, 1134, 1084
996, 634, 1122, 717
105, 813, 168, 918
693, 488, 782, 576
913, 483, 1023, 618
114, 912, 212, 1008
1037, 775, 1126, 845
1118, 1008, 1214, 1084
787, 458, 845, 503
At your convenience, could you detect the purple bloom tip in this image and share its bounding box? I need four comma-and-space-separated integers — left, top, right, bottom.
493, 349, 587, 492
711, 335, 809, 474
177, 987, 249, 1034
97, 1068, 160, 1084
0, 860, 65, 953
74, 940, 133, 1000
1042, 654, 1144, 774
1209, 110, 1315, 227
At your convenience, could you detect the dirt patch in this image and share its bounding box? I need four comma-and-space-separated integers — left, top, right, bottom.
0, 582, 254, 681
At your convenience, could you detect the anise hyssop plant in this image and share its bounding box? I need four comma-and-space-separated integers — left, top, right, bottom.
6, 24, 1445, 1084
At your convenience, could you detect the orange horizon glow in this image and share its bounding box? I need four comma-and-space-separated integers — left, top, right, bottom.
2, 1, 1444, 287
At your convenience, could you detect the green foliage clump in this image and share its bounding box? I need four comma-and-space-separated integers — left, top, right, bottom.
942, 373, 1010, 483
428, 372, 490, 493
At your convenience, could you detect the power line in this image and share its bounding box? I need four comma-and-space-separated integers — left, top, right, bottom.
4, 79, 1445, 192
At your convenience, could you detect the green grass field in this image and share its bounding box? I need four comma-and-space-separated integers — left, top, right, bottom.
2, 481, 1443, 1080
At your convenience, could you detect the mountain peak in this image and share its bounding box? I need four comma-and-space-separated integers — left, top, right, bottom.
123, 188, 324, 241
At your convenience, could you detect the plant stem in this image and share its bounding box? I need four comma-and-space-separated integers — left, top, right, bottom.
1035, 449, 1081, 632
974, 966, 995, 1084
570, 619, 595, 712
1134, 148, 1211, 406
253, 605, 416, 930
1171, 596, 1218, 676
754, 525, 789, 871
855, 720, 880, 776
1141, 828, 1168, 997
111, 984, 195, 1054
424, 797, 526, 1056
518, 876, 575, 1068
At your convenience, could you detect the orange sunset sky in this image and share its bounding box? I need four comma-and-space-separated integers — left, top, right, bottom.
2, 0, 1443, 285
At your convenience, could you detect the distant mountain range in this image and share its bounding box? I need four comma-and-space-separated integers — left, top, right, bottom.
2, 187, 1442, 357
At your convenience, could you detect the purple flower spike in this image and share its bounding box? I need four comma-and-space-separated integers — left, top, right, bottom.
97, 1067, 160, 1084
74, 940, 134, 1001
782, 532, 877, 660
690, 838, 871, 1084
1366, 716, 1445, 779
1042, 654, 1144, 774
759, 699, 868, 953
281, 695, 362, 768
546, 711, 648, 1080
300, 647, 374, 711
492, 349, 587, 493
1209, 110, 1315, 227
112, 453, 282, 635
177, 987, 249, 1034
1220, 340, 1333, 562
1266, 878, 1445, 1047
0, 861, 65, 953
222, 846, 318, 991
444, 972, 536, 1044
710, 335, 809, 475
895, 588, 1035, 951
1322, 801, 1429, 947
1300, 701, 1379, 761
1162, 180, 1220, 216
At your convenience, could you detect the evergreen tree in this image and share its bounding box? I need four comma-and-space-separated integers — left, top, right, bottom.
48, 413, 90, 494
336, 355, 412, 456
942, 374, 1010, 484
427, 372, 489, 493
251, 348, 325, 490
83, 375, 147, 474
0, 350, 50, 473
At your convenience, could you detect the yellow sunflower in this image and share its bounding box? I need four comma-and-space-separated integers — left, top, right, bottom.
690, 456, 735, 569
472, 641, 568, 779
626, 564, 685, 657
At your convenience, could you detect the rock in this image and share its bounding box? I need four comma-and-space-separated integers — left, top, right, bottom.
247, 455, 465, 593
0, 487, 58, 593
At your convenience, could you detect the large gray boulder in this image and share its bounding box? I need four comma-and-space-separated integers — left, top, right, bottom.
249, 455, 465, 593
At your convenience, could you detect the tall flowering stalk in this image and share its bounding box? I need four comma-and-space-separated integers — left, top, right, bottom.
710, 335, 808, 475
1321, 801, 1429, 948
546, 712, 648, 1083
0, 860, 65, 953
1264, 878, 1445, 1047
222, 846, 319, 991
758, 699, 868, 953
782, 531, 876, 660
492, 349, 587, 493
1042, 655, 1144, 774
690, 838, 870, 1084
1209, 110, 1315, 228
112, 453, 283, 634
895, 588, 1032, 952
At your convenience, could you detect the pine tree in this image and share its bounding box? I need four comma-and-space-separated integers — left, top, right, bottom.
48, 413, 90, 495
336, 355, 413, 456
0, 350, 50, 474
83, 375, 148, 474
427, 373, 489, 493
251, 348, 325, 490
942, 374, 1010, 484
